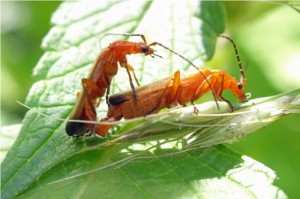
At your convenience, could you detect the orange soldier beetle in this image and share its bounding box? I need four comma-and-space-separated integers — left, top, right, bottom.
94, 36, 248, 137
66, 34, 160, 137
96, 69, 247, 136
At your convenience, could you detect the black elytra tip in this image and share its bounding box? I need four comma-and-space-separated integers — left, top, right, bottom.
109, 93, 129, 106
65, 122, 87, 137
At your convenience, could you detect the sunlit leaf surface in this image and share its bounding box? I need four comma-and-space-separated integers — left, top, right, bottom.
0, 124, 21, 163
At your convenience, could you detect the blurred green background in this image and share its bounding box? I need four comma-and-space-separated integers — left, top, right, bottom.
1, 1, 60, 125
1, 1, 299, 198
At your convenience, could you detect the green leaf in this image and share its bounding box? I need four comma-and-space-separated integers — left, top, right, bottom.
16, 145, 287, 199
1, 1, 289, 198
0, 124, 21, 163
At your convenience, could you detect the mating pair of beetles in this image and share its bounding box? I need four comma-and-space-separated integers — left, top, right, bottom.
66, 33, 248, 138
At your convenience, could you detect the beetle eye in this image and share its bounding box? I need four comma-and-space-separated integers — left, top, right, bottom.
141, 46, 148, 53
237, 82, 243, 89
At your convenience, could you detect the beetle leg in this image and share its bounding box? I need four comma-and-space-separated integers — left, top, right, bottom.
148, 71, 181, 114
